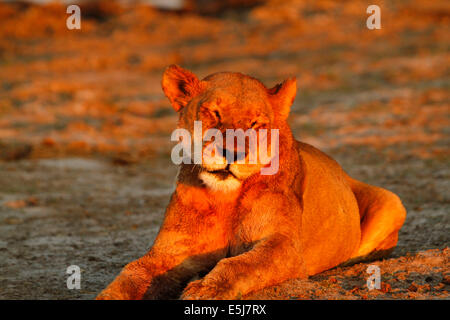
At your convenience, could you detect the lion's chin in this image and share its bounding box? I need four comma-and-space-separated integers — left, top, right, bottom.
199, 171, 241, 192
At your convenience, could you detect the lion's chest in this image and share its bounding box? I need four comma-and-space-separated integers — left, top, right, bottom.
190, 192, 258, 255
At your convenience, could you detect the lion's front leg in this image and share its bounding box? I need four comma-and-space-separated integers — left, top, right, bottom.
96, 253, 208, 300
96, 255, 155, 300
181, 233, 306, 300
96, 190, 229, 300
96, 247, 221, 300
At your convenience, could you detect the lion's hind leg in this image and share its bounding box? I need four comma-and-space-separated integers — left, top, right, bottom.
345, 178, 406, 265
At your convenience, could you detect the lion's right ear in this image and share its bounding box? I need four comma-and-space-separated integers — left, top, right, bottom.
162, 65, 202, 112
267, 77, 297, 120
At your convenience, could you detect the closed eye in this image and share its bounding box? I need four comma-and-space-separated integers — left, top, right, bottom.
200, 106, 221, 124
214, 110, 221, 122
251, 118, 269, 130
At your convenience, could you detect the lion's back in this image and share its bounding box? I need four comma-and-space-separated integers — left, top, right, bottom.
295, 141, 361, 275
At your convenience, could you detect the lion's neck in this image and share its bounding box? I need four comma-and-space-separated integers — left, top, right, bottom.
176, 122, 298, 193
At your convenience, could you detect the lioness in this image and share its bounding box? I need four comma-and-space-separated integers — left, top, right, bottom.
97, 65, 406, 300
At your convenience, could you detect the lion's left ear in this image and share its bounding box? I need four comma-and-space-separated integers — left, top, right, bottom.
267, 77, 297, 120
162, 65, 203, 112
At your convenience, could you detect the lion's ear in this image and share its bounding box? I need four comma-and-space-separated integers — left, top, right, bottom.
267, 77, 297, 120
162, 65, 202, 112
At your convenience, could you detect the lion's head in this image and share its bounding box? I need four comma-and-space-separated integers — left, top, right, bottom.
162, 65, 297, 191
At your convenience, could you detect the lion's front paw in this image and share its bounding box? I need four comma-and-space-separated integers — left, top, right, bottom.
95, 289, 128, 300
181, 279, 238, 300
181, 280, 219, 300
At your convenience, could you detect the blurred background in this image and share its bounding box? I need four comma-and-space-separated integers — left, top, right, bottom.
0, 0, 448, 299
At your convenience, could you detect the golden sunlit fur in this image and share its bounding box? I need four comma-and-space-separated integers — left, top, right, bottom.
199, 171, 241, 192
96, 65, 406, 300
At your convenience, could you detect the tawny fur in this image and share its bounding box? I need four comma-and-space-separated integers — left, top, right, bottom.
96, 65, 406, 300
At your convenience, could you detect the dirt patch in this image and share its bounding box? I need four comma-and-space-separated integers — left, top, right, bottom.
246, 249, 449, 299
